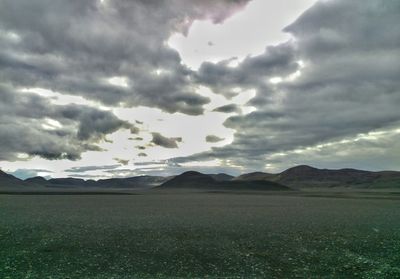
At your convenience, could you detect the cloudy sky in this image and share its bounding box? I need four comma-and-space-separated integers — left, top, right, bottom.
1, 0, 399, 179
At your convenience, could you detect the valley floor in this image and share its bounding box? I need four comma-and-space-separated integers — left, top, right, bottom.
0, 191, 400, 278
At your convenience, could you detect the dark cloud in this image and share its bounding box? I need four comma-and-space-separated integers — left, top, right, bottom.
171, 0, 400, 172
1, 0, 399, 173
213, 104, 241, 113
133, 164, 239, 177
67, 174, 101, 179
133, 160, 180, 168
65, 165, 120, 173
0, 0, 252, 115
206, 135, 225, 143
113, 158, 129, 166
129, 137, 143, 141
196, 43, 299, 97
151, 133, 182, 149
263, 127, 400, 172
131, 159, 239, 176
0, 85, 135, 161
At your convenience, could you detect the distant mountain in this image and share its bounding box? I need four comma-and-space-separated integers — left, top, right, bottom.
0, 169, 25, 187
159, 171, 215, 189
209, 173, 234, 181
235, 172, 276, 181
25, 176, 48, 185
47, 178, 87, 187
236, 165, 400, 189
2, 165, 400, 191
95, 176, 170, 188
22, 175, 170, 189
157, 171, 290, 191
278, 165, 375, 188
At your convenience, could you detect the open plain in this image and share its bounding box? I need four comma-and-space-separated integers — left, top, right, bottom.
1, 190, 399, 278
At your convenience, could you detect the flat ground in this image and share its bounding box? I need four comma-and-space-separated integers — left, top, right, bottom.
0, 191, 400, 278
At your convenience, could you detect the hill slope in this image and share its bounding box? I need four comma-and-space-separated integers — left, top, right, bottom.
157, 171, 291, 191
2, 165, 399, 191
236, 165, 400, 189
25, 176, 48, 185
235, 172, 277, 181
209, 173, 234, 181
0, 170, 25, 188
36, 176, 170, 189
95, 176, 170, 188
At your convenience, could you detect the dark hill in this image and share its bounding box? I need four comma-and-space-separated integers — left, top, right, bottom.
234, 171, 277, 181
0, 170, 25, 187
279, 165, 379, 188
159, 171, 215, 189
157, 171, 290, 191
47, 178, 87, 187
22, 175, 170, 189
220, 180, 291, 191
3, 165, 399, 191
209, 173, 234, 181
95, 175, 169, 188
25, 176, 48, 185
237, 165, 400, 189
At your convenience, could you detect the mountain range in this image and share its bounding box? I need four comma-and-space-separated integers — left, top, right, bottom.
156, 171, 290, 191
1, 165, 400, 191
235, 165, 400, 189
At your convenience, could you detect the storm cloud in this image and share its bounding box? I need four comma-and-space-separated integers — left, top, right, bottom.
1, 0, 399, 175
172, 0, 400, 172
0, 0, 252, 167
206, 135, 225, 143
0, 0, 252, 115
213, 104, 241, 113
0, 84, 135, 161
65, 165, 121, 173
151, 133, 182, 149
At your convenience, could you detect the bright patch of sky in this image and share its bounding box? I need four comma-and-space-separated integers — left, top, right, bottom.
168, 0, 316, 69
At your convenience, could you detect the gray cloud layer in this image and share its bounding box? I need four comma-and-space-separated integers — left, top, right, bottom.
151, 133, 182, 149
0, 0, 251, 115
1, 0, 399, 173
0, 0, 252, 162
206, 135, 225, 143
172, 0, 400, 172
213, 104, 241, 113
65, 165, 121, 173
0, 84, 135, 161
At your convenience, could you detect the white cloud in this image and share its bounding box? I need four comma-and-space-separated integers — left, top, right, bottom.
168, 0, 316, 69
106, 76, 129, 88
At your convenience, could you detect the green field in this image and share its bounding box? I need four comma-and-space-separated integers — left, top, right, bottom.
1, 191, 400, 278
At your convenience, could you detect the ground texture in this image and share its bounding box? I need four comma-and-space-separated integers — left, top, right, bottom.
1, 191, 400, 278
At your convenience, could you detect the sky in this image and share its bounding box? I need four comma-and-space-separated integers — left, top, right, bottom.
0, 0, 399, 179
